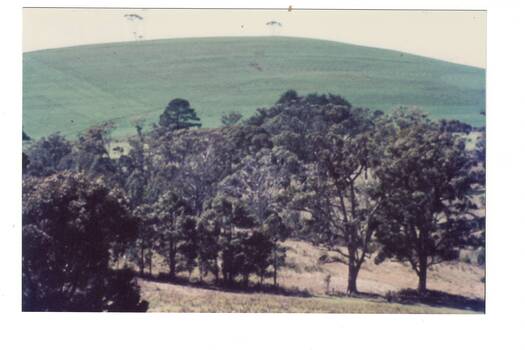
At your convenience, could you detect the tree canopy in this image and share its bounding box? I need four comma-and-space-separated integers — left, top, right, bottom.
372, 110, 484, 293
22, 171, 148, 311
22, 92, 485, 306
158, 98, 202, 131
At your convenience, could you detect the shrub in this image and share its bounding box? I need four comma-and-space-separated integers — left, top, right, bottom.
22, 172, 148, 312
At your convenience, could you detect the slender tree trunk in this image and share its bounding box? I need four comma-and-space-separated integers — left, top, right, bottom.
273, 247, 278, 286
169, 237, 176, 280
198, 260, 204, 282
417, 229, 428, 294
139, 242, 145, 277
417, 256, 428, 294
214, 263, 220, 283
148, 250, 152, 277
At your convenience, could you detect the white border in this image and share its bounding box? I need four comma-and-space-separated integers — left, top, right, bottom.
3, 1, 525, 349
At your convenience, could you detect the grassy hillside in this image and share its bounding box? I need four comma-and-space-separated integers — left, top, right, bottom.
137, 240, 484, 313
139, 280, 475, 313
23, 36, 485, 139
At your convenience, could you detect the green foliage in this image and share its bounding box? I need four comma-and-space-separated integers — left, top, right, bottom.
221, 111, 243, 126
373, 109, 484, 293
262, 93, 381, 294
153, 191, 195, 279
25, 124, 118, 181
22, 171, 148, 311
74, 122, 118, 179
131, 204, 158, 276
158, 98, 201, 131
23, 130, 31, 141
22, 89, 485, 307
277, 89, 299, 104
25, 133, 72, 177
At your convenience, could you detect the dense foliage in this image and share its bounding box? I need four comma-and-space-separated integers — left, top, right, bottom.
22, 92, 485, 309
22, 172, 148, 311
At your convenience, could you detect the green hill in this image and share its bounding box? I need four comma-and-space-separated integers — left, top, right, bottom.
23, 36, 485, 139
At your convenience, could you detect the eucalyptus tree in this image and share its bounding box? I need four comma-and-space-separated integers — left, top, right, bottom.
200, 194, 257, 284
251, 92, 382, 294
153, 191, 196, 280
373, 109, 484, 294
289, 129, 381, 295
132, 204, 158, 277
219, 147, 299, 285
74, 122, 117, 177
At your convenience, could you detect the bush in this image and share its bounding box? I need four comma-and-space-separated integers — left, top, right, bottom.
22, 172, 148, 312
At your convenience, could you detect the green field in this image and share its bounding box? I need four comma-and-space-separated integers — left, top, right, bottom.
23, 36, 485, 140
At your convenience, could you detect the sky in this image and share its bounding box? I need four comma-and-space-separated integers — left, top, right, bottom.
23, 9, 486, 68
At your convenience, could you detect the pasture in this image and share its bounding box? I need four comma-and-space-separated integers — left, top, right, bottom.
23, 36, 485, 139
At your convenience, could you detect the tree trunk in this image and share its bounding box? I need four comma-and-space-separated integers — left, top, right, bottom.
169, 238, 176, 280
213, 257, 220, 283
347, 262, 359, 295
139, 242, 145, 277
417, 229, 428, 295
417, 260, 428, 294
272, 247, 278, 287
198, 260, 204, 282
148, 250, 152, 276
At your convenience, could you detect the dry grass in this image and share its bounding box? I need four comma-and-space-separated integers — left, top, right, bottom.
135, 239, 484, 313
139, 279, 473, 313
279, 240, 485, 299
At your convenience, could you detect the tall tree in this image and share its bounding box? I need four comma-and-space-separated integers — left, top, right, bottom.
201, 194, 256, 284
158, 98, 201, 131
132, 204, 158, 277
373, 110, 484, 294
153, 191, 194, 280
219, 147, 296, 285
254, 92, 381, 294
73, 122, 117, 179
289, 130, 380, 294
261, 212, 288, 286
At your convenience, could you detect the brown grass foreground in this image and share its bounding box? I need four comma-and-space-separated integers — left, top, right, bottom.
135, 240, 484, 313
139, 280, 475, 313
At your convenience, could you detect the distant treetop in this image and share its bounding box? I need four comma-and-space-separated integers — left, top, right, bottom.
158, 98, 202, 131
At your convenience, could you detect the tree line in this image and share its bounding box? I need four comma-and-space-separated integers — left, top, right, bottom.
22, 92, 485, 311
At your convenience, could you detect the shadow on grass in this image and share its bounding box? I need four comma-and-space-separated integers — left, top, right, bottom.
389, 289, 485, 312
136, 272, 484, 312
137, 272, 313, 298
